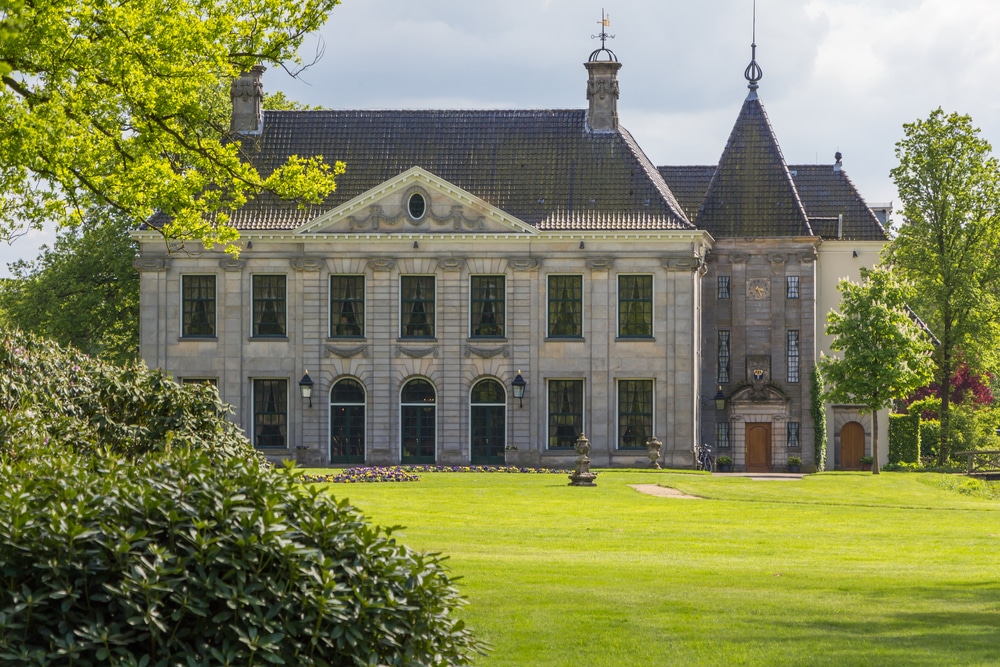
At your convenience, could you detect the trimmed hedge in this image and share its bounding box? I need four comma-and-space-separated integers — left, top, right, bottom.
0, 328, 257, 464
0, 447, 485, 665
888, 413, 921, 464
920, 420, 941, 460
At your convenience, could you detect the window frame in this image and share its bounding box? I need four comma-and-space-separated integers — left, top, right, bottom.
786, 275, 800, 299
718, 330, 731, 384
787, 421, 801, 448
469, 275, 506, 338
547, 378, 584, 450
787, 330, 800, 383
716, 422, 731, 449
329, 274, 366, 338
617, 274, 654, 339
717, 275, 731, 300
252, 378, 288, 450
469, 378, 507, 464
547, 274, 584, 339
181, 274, 217, 339
400, 275, 436, 339
251, 274, 287, 338
617, 379, 654, 450
400, 378, 437, 463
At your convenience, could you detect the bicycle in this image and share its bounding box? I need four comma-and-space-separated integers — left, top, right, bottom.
695, 443, 714, 472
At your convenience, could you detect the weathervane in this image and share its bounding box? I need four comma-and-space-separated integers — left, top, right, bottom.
744, 0, 763, 91
589, 9, 617, 62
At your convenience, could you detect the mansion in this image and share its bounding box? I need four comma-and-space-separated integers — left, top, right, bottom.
135, 46, 888, 471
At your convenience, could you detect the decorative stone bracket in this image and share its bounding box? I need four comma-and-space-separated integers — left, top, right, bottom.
395, 344, 438, 359
325, 344, 368, 358
465, 345, 509, 359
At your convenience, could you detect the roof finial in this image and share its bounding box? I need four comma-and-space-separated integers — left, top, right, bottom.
744, 0, 763, 96
589, 9, 617, 62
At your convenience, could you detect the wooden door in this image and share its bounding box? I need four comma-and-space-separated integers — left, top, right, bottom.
746, 423, 772, 472
841, 422, 865, 470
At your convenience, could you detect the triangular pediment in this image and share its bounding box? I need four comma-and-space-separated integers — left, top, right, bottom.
295, 167, 538, 236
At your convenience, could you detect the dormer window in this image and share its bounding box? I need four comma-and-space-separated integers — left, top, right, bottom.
407, 192, 426, 220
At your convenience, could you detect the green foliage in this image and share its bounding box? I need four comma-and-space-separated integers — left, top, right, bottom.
948, 403, 1000, 453
787, 456, 802, 467
888, 108, 1000, 463
0, 328, 255, 464
0, 0, 344, 249
0, 213, 138, 365
888, 413, 920, 464
810, 365, 827, 472
919, 419, 941, 459
0, 447, 485, 665
820, 266, 935, 473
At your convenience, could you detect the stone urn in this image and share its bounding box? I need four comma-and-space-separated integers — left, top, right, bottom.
568, 433, 597, 486
645, 436, 662, 469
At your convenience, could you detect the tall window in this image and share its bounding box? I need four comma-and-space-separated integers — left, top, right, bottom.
400, 276, 435, 338
718, 330, 731, 384
330, 275, 364, 337
786, 276, 800, 299
401, 379, 436, 463
618, 275, 653, 338
548, 379, 583, 449
253, 379, 287, 449
787, 422, 801, 448
252, 275, 286, 337
717, 276, 731, 299
330, 379, 365, 464
548, 275, 582, 338
182, 275, 216, 338
717, 422, 731, 449
470, 379, 506, 464
787, 330, 800, 383
470, 275, 505, 337
618, 380, 653, 450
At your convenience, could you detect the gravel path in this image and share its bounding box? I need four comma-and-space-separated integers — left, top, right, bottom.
630, 484, 702, 499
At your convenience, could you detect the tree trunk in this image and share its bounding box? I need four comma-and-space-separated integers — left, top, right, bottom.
871, 407, 880, 475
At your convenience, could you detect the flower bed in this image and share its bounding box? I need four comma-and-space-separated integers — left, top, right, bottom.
303, 465, 573, 484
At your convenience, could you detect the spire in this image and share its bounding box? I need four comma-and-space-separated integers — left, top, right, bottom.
585, 9, 621, 131
744, 0, 763, 99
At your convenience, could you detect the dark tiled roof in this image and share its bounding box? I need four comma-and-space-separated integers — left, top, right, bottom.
787, 165, 887, 241
228, 109, 693, 231
658, 164, 888, 242
695, 96, 812, 238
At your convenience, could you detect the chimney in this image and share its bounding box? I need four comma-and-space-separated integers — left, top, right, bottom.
230, 65, 266, 135
833, 151, 843, 173
585, 59, 622, 132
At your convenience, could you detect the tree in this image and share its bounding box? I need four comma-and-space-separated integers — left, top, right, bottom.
0, 212, 139, 365
0, 0, 343, 250
887, 109, 1000, 464
819, 267, 934, 474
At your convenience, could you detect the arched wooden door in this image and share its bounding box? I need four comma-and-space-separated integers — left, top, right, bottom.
746, 423, 772, 472
841, 421, 866, 470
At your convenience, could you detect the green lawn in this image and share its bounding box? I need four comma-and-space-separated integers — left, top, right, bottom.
308, 470, 1000, 666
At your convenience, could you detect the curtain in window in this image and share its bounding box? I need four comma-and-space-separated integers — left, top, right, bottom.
471, 276, 505, 337
182, 275, 215, 337
331, 276, 364, 337
401, 276, 434, 337
253, 275, 286, 337
718, 331, 731, 384
548, 379, 583, 449
254, 379, 287, 448
618, 275, 652, 337
548, 276, 582, 337
618, 380, 653, 449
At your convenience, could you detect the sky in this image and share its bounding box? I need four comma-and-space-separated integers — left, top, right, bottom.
3, 0, 1000, 275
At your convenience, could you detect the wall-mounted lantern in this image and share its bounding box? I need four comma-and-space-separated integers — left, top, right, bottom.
298, 370, 314, 408
512, 370, 527, 408
714, 386, 726, 411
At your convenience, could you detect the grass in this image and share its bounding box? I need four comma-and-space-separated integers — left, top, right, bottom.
306, 470, 1000, 666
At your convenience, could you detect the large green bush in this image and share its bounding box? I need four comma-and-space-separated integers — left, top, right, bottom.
919, 419, 941, 460
0, 328, 255, 463
0, 446, 484, 665
888, 413, 920, 464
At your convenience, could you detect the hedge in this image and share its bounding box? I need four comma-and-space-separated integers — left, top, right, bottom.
888, 413, 921, 464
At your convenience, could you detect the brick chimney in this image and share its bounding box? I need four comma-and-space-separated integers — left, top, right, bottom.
230, 65, 266, 135
585, 60, 622, 132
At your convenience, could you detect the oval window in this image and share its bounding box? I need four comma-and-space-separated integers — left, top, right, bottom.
408, 192, 426, 220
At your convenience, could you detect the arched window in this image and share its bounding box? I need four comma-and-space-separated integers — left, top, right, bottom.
401, 379, 436, 464
330, 379, 365, 464
470, 379, 506, 464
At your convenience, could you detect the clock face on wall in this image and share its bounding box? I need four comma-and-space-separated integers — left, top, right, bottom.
746, 279, 770, 300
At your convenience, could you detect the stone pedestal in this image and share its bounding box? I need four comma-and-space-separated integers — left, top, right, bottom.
569, 433, 597, 486
645, 436, 662, 469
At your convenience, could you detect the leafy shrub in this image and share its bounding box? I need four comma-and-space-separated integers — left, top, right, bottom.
888, 413, 920, 464
0, 328, 257, 464
0, 446, 485, 665
919, 419, 941, 459
811, 367, 827, 471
